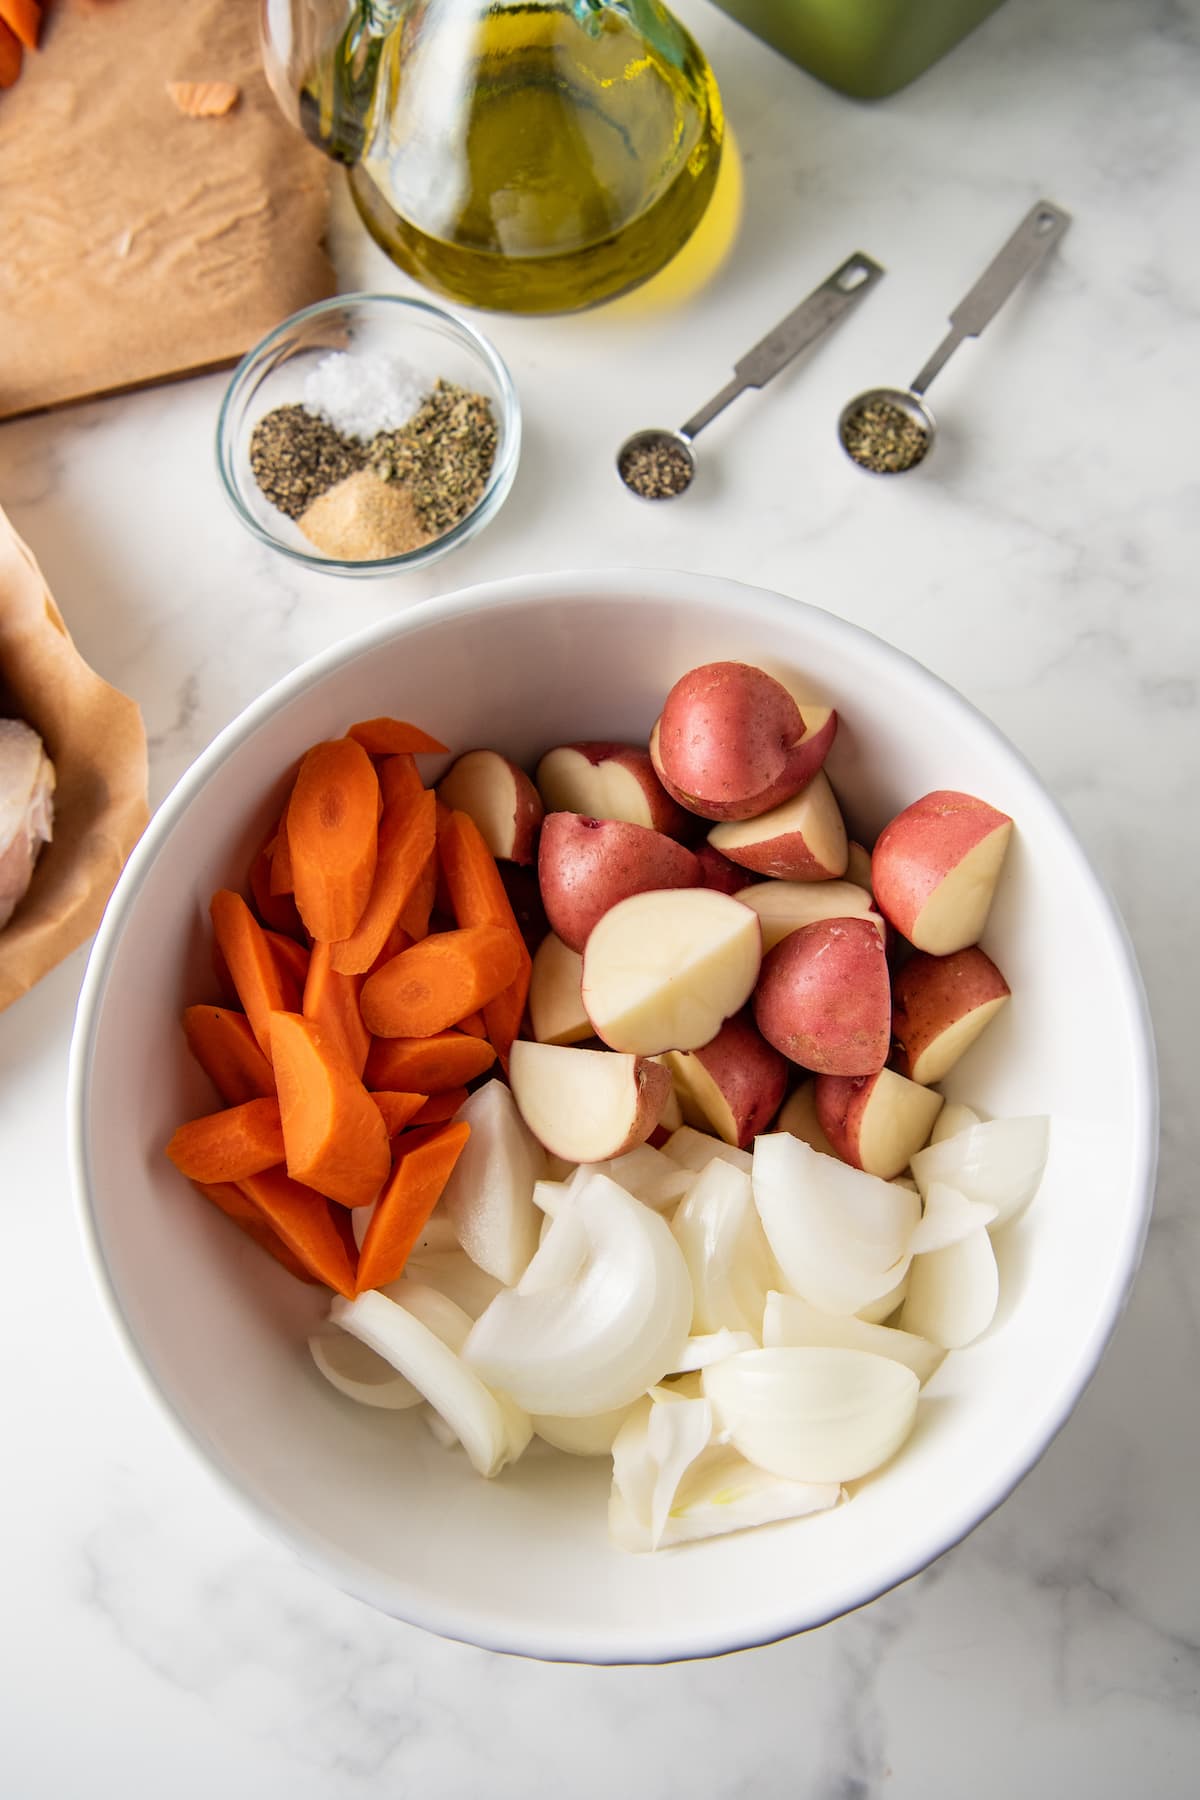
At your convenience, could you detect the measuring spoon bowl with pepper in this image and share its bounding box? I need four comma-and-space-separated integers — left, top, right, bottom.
617, 251, 886, 502
839, 199, 1070, 477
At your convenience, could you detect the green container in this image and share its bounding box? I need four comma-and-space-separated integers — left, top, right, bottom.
709, 0, 1007, 99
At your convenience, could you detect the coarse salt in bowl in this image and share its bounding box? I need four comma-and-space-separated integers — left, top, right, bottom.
68, 571, 1157, 1663
216, 293, 520, 579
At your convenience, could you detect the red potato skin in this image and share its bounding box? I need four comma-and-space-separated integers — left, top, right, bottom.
538, 742, 694, 839
753, 917, 891, 1077
890, 946, 1011, 1080
813, 1072, 873, 1167
677, 1009, 788, 1148
435, 750, 544, 865
713, 824, 841, 882
694, 842, 757, 896
536, 812, 701, 954
871, 790, 1013, 939
650, 662, 814, 822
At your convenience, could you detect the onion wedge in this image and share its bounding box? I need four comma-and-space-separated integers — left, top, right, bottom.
762, 1291, 943, 1385
702, 1347, 920, 1484
672, 1157, 776, 1335
899, 1228, 999, 1349
909, 1116, 1049, 1230
610, 1442, 841, 1551
464, 1172, 693, 1417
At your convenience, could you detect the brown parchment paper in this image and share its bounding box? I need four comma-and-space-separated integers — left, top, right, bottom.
0, 0, 335, 421
0, 504, 149, 1011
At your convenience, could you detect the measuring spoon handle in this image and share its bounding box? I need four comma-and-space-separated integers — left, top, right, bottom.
911, 199, 1071, 395
681, 251, 885, 440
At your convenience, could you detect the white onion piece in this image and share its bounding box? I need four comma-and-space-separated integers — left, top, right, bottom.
330, 1290, 524, 1478
752, 1133, 919, 1315
516, 1205, 590, 1295
392, 1251, 502, 1321
610, 1443, 841, 1551
611, 1391, 714, 1548
422, 1405, 459, 1449
672, 1157, 775, 1335
671, 1329, 759, 1372
533, 1405, 634, 1457
307, 1328, 423, 1410
390, 1282, 532, 1459
899, 1228, 999, 1349
533, 1178, 568, 1217
762, 1291, 944, 1385
593, 1144, 695, 1212
438, 1079, 545, 1284
856, 1270, 909, 1324
908, 1180, 998, 1254
910, 1117, 1049, 1231
663, 1127, 753, 1176
464, 1172, 693, 1417
702, 1347, 920, 1483
929, 1101, 982, 1145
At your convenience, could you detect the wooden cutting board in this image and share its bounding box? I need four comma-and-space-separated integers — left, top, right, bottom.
0, 0, 335, 421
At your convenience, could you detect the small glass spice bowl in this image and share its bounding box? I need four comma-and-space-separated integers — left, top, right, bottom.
216, 293, 521, 580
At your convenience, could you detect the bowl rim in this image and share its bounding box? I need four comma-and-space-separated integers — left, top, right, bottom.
214, 291, 522, 576
67, 568, 1159, 1664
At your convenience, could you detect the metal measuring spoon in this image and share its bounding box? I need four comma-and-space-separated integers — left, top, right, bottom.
838, 198, 1071, 476
617, 251, 886, 500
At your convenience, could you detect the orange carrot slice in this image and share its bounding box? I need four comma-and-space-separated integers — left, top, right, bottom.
288, 738, 379, 942
270, 806, 295, 896
408, 1088, 467, 1126
238, 1167, 358, 1297
378, 753, 424, 810
302, 939, 370, 1078
0, 20, 22, 87
437, 810, 533, 1066
329, 789, 437, 976
265, 928, 310, 1002
166, 1098, 285, 1183
269, 1010, 391, 1207
358, 924, 522, 1039
209, 891, 292, 1062
347, 718, 448, 756
355, 1121, 470, 1292
183, 1004, 276, 1104
397, 850, 437, 941
191, 1180, 321, 1286
364, 1028, 495, 1093
456, 1010, 488, 1039
248, 839, 305, 937
0, 1, 37, 52
370, 1090, 429, 1136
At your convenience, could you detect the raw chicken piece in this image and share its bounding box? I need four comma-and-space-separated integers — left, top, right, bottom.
0, 719, 55, 929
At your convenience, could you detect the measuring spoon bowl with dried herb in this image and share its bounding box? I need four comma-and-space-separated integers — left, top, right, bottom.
838, 387, 935, 477
217, 294, 521, 578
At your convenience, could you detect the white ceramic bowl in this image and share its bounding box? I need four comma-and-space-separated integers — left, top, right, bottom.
69, 571, 1157, 1663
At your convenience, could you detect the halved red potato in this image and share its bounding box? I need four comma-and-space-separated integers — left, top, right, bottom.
754, 916, 890, 1076
707, 770, 848, 881
436, 749, 543, 864
871, 791, 1013, 955
735, 877, 885, 951
649, 662, 820, 822
537, 813, 700, 954
508, 1041, 671, 1163
891, 946, 1011, 1084
661, 1009, 788, 1149
535, 741, 690, 838
814, 1069, 944, 1178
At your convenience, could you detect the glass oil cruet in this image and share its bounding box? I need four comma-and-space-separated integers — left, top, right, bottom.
261, 0, 724, 313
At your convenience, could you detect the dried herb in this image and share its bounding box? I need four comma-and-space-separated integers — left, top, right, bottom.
841, 400, 930, 474
248, 405, 365, 519
619, 437, 693, 500
369, 380, 497, 535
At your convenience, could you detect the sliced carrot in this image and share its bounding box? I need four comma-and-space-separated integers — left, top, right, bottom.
269, 1010, 391, 1207
302, 939, 370, 1078
370, 1090, 429, 1136
166, 1098, 285, 1183
248, 840, 305, 937
355, 1121, 470, 1292
408, 1088, 467, 1126
0, 0, 40, 50
369, 919, 413, 974
0, 17, 23, 85
238, 1167, 358, 1297
209, 891, 293, 1062
191, 1180, 321, 1286
329, 789, 437, 976
397, 851, 437, 941
347, 717, 448, 756
359, 924, 522, 1039
438, 810, 533, 1066
378, 753, 424, 810
269, 806, 295, 895
364, 1028, 496, 1093
457, 1010, 488, 1039
266, 928, 310, 1001
183, 1004, 276, 1104
288, 738, 379, 942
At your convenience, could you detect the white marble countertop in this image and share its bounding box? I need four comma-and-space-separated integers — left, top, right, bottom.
3, 0, 1198, 1791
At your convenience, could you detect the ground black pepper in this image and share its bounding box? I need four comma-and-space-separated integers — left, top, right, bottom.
248, 405, 365, 519
619, 437, 694, 499
368, 380, 498, 535
840, 400, 930, 474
